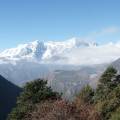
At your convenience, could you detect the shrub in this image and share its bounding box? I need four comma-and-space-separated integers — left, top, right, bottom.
74, 85, 100, 120
110, 107, 120, 120
23, 99, 100, 120
75, 85, 94, 105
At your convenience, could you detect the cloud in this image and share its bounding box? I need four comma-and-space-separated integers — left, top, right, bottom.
58, 42, 120, 65
87, 26, 119, 39
101, 27, 119, 34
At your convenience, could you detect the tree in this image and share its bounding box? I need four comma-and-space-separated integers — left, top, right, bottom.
94, 66, 117, 102
99, 66, 117, 85
8, 79, 61, 120
93, 67, 120, 120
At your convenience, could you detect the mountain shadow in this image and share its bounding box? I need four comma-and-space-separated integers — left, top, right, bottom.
0, 75, 22, 120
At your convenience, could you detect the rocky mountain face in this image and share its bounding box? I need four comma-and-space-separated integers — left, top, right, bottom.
49, 64, 108, 100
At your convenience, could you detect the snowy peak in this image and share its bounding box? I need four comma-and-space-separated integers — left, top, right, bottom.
0, 40, 46, 60
0, 38, 97, 62
1, 38, 120, 65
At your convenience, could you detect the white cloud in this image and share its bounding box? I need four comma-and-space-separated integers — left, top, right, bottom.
87, 26, 119, 39
101, 27, 119, 34
1, 37, 120, 66
58, 42, 120, 65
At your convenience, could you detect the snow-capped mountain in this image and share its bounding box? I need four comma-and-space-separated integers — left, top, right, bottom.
0, 38, 97, 63
1, 38, 120, 65
0, 38, 120, 99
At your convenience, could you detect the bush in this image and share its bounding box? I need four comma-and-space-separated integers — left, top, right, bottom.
110, 107, 120, 120
23, 100, 77, 120
75, 85, 94, 105
23, 99, 100, 120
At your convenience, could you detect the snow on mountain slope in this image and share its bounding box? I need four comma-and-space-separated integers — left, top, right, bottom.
0, 38, 97, 64
1, 38, 120, 65
0, 40, 46, 60
0, 38, 117, 99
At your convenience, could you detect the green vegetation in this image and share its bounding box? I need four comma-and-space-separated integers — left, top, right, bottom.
76, 84, 94, 104
7, 79, 61, 120
7, 66, 120, 120
93, 67, 120, 120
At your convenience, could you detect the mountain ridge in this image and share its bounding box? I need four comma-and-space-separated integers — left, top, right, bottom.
0, 38, 97, 64
1, 38, 120, 65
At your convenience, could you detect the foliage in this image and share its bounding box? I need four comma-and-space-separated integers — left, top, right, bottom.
75, 85, 94, 104
22, 99, 100, 120
94, 66, 117, 102
8, 79, 61, 120
93, 66, 120, 120
99, 66, 117, 85
74, 66, 120, 120
7, 66, 120, 120
110, 107, 120, 120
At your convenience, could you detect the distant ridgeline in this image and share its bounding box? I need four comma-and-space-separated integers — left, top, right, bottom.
0, 75, 22, 120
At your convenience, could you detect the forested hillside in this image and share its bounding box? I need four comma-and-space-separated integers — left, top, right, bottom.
8, 66, 120, 120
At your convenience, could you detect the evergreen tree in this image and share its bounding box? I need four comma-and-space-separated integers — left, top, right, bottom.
8, 79, 61, 120
93, 67, 120, 120
94, 66, 117, 102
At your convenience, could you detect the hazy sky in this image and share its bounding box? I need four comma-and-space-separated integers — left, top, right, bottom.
0, 0, 120, 49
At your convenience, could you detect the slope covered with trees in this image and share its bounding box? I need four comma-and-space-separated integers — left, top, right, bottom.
7, 79, 61, 120
75, 66, 120, 120
8, 66, 120, 120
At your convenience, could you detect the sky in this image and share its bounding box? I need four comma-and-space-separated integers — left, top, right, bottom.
0, 0, 120, 50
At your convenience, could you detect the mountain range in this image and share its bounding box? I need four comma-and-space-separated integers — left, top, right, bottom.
1, 38, 120, 99
1, 38, 120, 65
0, 38, 98, 64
